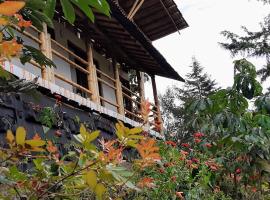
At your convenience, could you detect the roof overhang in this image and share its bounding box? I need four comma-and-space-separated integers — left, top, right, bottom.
65, 1, 185, 81
118, 0, 189, 41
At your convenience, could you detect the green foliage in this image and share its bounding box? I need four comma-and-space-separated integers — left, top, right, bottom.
21, 45, 56, 68
46, 0, 110, 24
220, 0, 270, 81
160, 57, 218, 141
38, 107, 57, 128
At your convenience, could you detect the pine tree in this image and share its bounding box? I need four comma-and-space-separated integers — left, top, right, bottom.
220, 1, 270, 81
160, 57, 218, 141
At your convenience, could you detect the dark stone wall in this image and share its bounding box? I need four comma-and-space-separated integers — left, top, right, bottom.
0, 88, 119, 149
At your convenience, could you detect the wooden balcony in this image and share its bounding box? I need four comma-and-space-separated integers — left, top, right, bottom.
8, 24, 163, 132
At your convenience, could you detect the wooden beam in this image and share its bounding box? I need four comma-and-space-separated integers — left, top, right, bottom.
128, 0, 145, 20
39, 23, 55, 82
151, 75, 163, 132
87, 44, 100, 103
114, 62, 125, 115
137, 71, 145, 102
127, 0, 140, 19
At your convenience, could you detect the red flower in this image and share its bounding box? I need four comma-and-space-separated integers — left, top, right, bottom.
194, 132, 204, 138
171, 176, 177, 182
165, 140, 177, 147
159, 168, 165, 174
164, 162, 174, 168
194, 138, 201, 143
181, 143, 190, 148
205, 143, 212, 148
191, 158, 199, 163
235, 168, 241, 174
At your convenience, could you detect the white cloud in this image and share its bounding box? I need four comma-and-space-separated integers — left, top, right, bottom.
145, 0, 270, 102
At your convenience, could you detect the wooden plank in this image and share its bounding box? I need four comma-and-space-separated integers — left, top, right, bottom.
114, 63, 125, 115
97, 77, 117, 90
122, 92, 141, 106
100, 96, 119, 108
51, 39, 88, 66
55, 73, 92, 95
96, 68, 116, 83
122, 85, 141, 99
151, 75, 163, 131
87, 44, 100, 103
124, 109, 143, 122
52, 49, 90, 75
13, 25, 41, 44
137, 71, 145, 102
39, 23, 55, 82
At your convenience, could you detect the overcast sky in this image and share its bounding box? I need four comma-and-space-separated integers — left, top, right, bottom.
145, 0, 270, 100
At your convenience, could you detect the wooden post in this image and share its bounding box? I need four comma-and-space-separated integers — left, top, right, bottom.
137, 71, 145, 102
151, 75, 163, 131
87, 44, 100, 103
39, 23, 54, 82
114, 63, 125, 115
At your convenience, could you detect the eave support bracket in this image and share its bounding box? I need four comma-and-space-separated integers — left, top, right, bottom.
127, 0, 144, 20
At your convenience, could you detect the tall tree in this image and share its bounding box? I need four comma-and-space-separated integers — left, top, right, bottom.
220, 0, 270, 81
160, 57, 218, 141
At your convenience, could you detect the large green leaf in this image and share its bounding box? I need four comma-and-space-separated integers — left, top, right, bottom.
60, 0, 76, 24
44, 0, 56, 19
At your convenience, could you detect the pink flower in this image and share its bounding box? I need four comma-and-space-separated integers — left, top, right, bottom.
194, 138, 201, 143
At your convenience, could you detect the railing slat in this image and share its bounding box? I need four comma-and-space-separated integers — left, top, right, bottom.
96, 68, 116, 83
97, 77, 117, 90
55, 73, 92, 95
100, 96, 119, 108
52, 49, 90, 75
51, 39, 88, 66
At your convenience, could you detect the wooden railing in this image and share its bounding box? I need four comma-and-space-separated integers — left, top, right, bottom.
14, 25, 162, 131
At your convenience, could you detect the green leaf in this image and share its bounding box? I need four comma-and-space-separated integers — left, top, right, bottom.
87, 130, 100, 142
44, 0, 56, 19
95, 183, 106, 200
129, 127, 143, 135
33, 158, 44, 170
60, 0, 76, 24
16, 127, 26, 146
85, 170, 97, 190
25, 139, 46, 147
71, 0, 94, 22
22, 45, 56, 68
25, 0, 46, 10
9, 166, 27, 181
32, 10, 54, 28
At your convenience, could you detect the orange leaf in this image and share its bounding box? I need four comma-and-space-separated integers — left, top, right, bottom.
0, 1, 25, 16
33, 133, 41, 140
46, 141, 58, 153
1, 39, 22, 58
137, 177, 155, 188
136, 139, 161, 168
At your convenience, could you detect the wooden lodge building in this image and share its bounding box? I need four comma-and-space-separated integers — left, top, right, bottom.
0, 0, 188, 139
